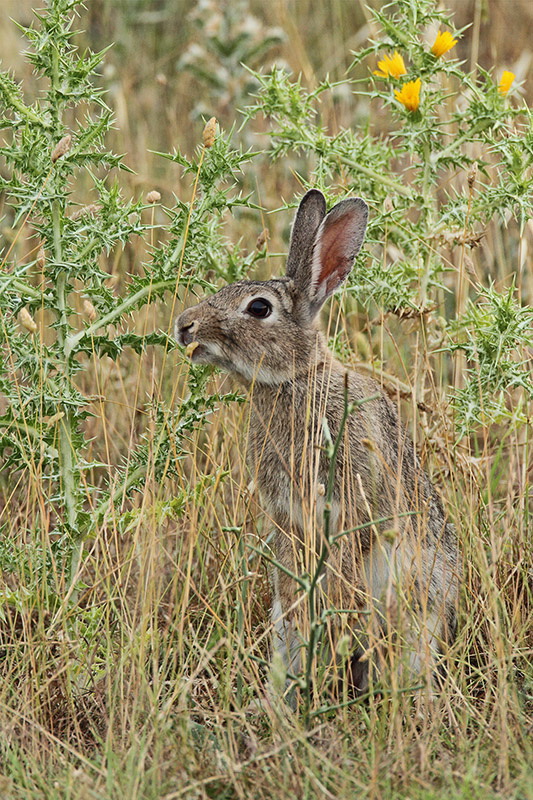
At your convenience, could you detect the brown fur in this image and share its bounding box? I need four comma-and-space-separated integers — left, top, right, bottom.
176, 190, 458, 695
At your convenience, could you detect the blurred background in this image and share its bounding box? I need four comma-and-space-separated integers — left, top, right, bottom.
2, 0, 532, 189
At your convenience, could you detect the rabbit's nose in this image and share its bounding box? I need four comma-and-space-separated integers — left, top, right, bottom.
177, 318, 199, 346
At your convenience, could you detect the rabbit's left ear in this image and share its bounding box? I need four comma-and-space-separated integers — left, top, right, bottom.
308, 198, 368, 314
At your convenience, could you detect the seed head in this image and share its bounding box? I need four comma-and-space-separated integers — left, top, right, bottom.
19, 307, 38, 334
36, 246, 46, 269
82, 299, 97, 321
146, 190, 161, 204
467, 162, 478, 190
256, 228, 269, 250
51, 134, 72, 163
202, 117, 217, 148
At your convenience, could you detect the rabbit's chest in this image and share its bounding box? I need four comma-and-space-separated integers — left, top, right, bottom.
247, 403, 331, 528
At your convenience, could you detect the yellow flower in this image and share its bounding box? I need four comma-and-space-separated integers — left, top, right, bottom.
374, 51, 407, 79
394, 78, 421, 112
498, 70, 515, 95
431, 30, 457, 58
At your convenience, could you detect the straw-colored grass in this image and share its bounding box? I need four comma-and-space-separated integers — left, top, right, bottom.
0, 1, 531, 798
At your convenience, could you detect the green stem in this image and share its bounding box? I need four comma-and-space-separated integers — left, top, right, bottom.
430, 119, 494, 167
65, 278, 176, 356
52, 197, 80, 586
1, 278, 43, 301
338, 156, 413, 198
46, 42, 82, 583
3, 89, 44, 126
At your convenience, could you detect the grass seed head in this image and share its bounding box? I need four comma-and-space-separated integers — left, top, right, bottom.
36, 246, 46, 269
256, 228, 269, 250
82, 299, 97, 321
51, 134, 72, 163
18, 307, 37, 333
202, 117, 217, 148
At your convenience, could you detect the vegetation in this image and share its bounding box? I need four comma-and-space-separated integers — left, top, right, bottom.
0, 0, 531, 797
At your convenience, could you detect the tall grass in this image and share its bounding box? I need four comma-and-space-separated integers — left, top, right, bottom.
0, 1, 531, 798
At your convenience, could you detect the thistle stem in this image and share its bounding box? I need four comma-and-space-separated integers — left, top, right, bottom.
52, 195, 80, 589
65, 278, 176, 356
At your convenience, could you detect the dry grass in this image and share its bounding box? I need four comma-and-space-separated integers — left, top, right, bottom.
0, 1, 532, 798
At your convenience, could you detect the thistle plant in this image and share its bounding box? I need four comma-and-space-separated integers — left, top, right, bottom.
0, 2, 260, 604
243, 0, 532, 435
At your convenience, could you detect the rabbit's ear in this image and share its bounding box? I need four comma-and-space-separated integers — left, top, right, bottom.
286, 189, 327, 281
307, 197, 368, 314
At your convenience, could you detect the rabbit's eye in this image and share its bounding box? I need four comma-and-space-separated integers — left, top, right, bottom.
246, 298, 272, 319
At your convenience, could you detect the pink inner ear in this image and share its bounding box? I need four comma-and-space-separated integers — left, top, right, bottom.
317, 214, 355, 292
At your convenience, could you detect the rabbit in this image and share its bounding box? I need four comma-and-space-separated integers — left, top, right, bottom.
175, 189, 458, 700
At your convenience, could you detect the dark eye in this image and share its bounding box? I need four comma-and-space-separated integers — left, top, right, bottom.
246, 298, 272, 318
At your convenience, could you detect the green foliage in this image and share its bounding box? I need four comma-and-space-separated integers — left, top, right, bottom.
449, 283, 533, 435
243, 0, 531, 431
0, 0, 259, 597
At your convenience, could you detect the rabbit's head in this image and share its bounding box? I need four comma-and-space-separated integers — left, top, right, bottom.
175, 189, 368, 385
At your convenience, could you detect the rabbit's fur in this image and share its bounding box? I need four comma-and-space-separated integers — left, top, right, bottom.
176, 189, 458, 696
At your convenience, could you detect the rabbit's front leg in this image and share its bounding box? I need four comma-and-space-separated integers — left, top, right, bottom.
271, 567, 301, 675
266, 514, 306, 704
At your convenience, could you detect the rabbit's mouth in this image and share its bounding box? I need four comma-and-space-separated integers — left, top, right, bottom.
185, 340, 227, 367
185, 341, 209, 362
